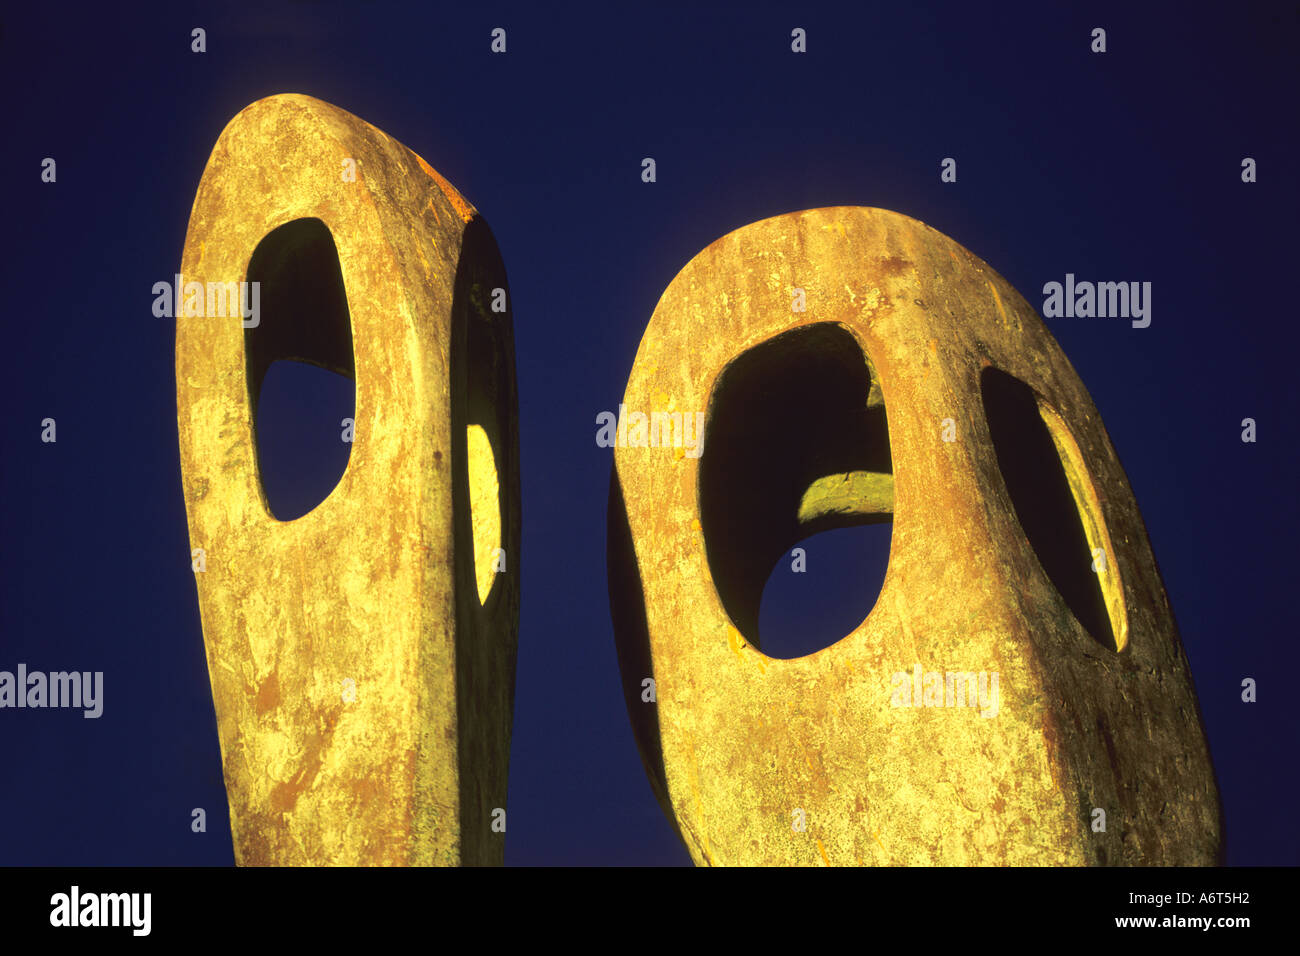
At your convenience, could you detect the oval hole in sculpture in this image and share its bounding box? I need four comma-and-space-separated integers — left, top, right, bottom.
246, 218, 355, 521
980, 366, 1127, 652
699, 323, 894, 660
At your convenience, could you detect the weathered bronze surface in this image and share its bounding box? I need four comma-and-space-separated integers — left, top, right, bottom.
608, 207, 1220, 865
176, 94, 519, 865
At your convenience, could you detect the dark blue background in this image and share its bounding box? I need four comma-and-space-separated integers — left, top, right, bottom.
1, 1, 1296, 865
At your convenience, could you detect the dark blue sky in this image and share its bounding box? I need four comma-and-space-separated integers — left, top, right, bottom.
1, 1, 1296, 865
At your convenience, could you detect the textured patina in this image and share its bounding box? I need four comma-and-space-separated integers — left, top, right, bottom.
176, 94, 520, 865
608, 207, 1221, 865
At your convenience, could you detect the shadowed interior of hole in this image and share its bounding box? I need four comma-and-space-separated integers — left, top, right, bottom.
245, 218, 355, 521
699, 323, 893, 658
980, 366, 1118, 652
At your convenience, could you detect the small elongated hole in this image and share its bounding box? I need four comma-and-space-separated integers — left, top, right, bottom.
981, 367, 1126, 652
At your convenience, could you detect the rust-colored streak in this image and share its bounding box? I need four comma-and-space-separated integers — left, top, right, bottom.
415, 152, 477, 224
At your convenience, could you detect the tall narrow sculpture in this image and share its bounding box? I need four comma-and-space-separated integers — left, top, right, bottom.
608, 207, 1220, 865
176, 94, 520, 865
